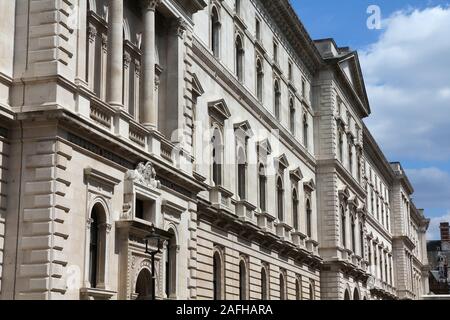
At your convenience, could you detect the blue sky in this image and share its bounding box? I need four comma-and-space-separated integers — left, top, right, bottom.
292, 0, 450, 239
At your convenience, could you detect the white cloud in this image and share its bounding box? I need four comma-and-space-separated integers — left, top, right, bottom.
428, 212, 450, 240
360, 6, 450, 161
406, 167, 450, 209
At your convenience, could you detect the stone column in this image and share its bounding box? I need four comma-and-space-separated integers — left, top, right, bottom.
141, 0, 161, 129
107, 0, 124, 107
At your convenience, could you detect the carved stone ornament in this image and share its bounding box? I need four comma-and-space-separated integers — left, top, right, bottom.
126, 161, 160, 188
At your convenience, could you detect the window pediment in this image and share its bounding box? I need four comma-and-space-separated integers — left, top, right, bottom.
274, 154, 289, 172
234, 120, 254, 139
208, 99, 231, 123
338, 186, 351, 201
192, 73, 205, 96
348, 196, 359, 210
303, 179, 316, 193
257, 139, 272, 158
290, 167, 304, 182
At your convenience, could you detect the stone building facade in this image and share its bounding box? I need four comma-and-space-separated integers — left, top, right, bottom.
0, 0, 428, 300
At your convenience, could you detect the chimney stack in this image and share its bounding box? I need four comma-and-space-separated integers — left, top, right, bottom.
440, 222, 450, 242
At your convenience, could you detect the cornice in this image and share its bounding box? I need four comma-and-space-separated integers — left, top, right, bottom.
362, 123, 395, 183
17, 108, 207, 197
257, 0, 323, 75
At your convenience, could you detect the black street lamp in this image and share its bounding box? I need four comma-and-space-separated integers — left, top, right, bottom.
144, 226, 165, 300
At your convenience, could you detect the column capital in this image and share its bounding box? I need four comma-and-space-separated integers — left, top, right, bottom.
141, 0, 161, 12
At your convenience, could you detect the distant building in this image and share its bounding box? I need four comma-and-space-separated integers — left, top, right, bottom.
427, 222, 450, 294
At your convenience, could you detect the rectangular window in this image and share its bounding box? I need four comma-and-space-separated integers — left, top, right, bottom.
255, 19, 261, 41
302, 79, 306, 98
288, 62, 293, 81
135, 197, 155, 222
273, 41, 278, 63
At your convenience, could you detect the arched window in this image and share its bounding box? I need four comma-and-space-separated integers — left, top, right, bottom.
386, 212, 390, 231
351, 214, 356, 253
341, 205, 346, 248
261, 267, 269, 300
213, 250, 224, 300
259, 164, 267, 212
348, 143, 353, 174
353, 288, 360, 300
389, 258, 393, 285
292, 189, 299, 231
371, 191, 375, 215
235, 36, 244, 82
303, 114, 309, 149
88, 203, 107, 289
211, 7, 221, 58
385, 258, 388, 283
165, 229, 177, 298
239, 259, 248, 300
135, 268, 153, 300
212, 128, 223, 186
360, 222, 365, 258
376, 197, 380, 220
309, 281, 315, 300
296, 278, 302, 300
256, 59, 264, 102
237, 147, 247, 200
279, 273, 286, 300
344, 289, 351, 300
357, 153, 362, 182
289, 98, 295, 134
306, 199, 312, 238
277, 177, 284, 221
274, 80, 281, 120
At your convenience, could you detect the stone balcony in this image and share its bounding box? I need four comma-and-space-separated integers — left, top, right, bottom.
209, 186, 233, 212
275, 221, 293, 242
306, 238, 320, 256
255, 211, 276, 234
235, 200, 257, 225
291, 231, 307, 248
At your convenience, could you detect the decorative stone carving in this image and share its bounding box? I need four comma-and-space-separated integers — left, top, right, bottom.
171, 17, 187, 38
123, 52, 131, 68
134, 60, 141, 76
102, 33, 108, 51
122, 201, 133, 220
125, 161, 160, 188
88, 25, 97, 42
86, 218, 94, 229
